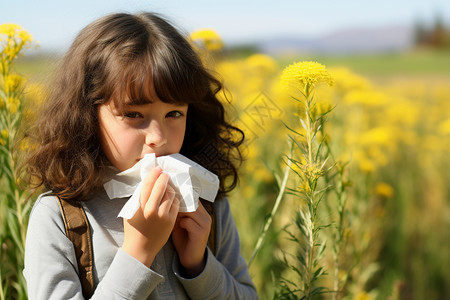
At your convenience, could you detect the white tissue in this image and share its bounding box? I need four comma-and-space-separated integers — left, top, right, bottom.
103, 153, 220, 218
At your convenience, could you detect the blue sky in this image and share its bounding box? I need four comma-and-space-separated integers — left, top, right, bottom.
1, 0, 450, 52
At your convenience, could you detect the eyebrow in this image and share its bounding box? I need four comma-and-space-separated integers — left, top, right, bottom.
122, 100, 188, 108
122, 99, 153, 106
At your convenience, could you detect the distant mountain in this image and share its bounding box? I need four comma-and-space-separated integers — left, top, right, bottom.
259, 25, 414, 55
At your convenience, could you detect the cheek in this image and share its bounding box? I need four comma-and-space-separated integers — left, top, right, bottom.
100, 122, 140, 156
171, 125, 187, 152
114, 130, 142, 152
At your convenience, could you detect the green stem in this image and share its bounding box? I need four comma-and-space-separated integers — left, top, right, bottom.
304, 87, 313, 165
304, 84, 318, 299
305, 195, 315, 299
248, 141, 293, 268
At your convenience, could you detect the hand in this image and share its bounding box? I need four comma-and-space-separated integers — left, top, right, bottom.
172, 201, 212, 278
122, 167, 180, 267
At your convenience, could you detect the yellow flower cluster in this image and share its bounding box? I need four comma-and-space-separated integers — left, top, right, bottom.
245, 54, 278, 76
280, 61, 334, 91
303, 163, 325, 182
210, 48, 450, 181
190, 29, 224, 52
1, 74, 25, 114
329, 67, 372, 93
4, 73, 24, 93
0, 24, 31, 39
295, 163, 325, 193
0, 23, 33, 70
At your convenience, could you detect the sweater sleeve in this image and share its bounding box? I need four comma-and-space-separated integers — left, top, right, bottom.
173, 198, 258, 299
24, 195, 164, 300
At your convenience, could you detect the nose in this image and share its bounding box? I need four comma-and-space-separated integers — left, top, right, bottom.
144, 120, 167, 148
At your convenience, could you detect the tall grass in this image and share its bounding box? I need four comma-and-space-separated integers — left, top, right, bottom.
0, 24, 34, 299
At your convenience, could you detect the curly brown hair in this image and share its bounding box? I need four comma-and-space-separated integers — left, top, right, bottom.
24, 12, 244, 201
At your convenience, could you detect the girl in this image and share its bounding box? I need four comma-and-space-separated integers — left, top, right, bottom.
23, 12, 258, 299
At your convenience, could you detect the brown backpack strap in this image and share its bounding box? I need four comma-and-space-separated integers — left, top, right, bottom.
57, 197, 94, 299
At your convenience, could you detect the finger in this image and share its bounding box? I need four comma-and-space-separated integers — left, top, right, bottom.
162, 184, 176, 205
173, 214, 182, 230
158, 184, 177, 214
178, 211, 212, 234
144, 172, 169, 217
178, 217, 211, 238
178, 216, 200, 231
178, 202, 212, 228
170, 195, 180, 216
139, 166, 163, 209
177, 199, 207, 217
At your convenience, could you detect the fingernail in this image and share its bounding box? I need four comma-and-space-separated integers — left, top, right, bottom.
155, 166, 163, 173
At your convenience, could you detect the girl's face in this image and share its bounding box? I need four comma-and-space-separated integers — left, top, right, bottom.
98, 97, 188, 172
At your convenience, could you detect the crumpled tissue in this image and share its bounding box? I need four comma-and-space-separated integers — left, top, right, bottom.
103, 153, 220, 219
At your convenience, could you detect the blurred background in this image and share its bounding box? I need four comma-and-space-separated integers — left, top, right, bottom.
1, 1, 450, 299
1, 0, 450, 54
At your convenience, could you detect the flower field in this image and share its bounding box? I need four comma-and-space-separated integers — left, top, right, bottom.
1, 25, 450, 299
223, 55, 450, 299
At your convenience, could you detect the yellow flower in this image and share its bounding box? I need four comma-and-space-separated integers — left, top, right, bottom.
254, 167, 273, 183
354, 291, 374, 300
4, 73, 25, 94
216, 60, 247, 97
298, 181, 311, 193
359, 126, 396, 148
329, 67, 371, 94
290, 157, 306, 175
245, 54, 278, 76
0, 23, 33, 63
438, 118, 450, 136
0, 129, 8, 146
294, 162, 325, 189
280, 61, 334, 91
20, 137, 32, 150
303, 163, 324, 181
374, 182, 394, 198
190, 29, 224, 52
0, 24, 21, 37
5, 95, 20, 114
343, 90, 388, 107
386, 99, 420, 126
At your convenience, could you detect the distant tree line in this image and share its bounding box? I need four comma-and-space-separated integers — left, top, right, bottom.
414, 12, 450, 48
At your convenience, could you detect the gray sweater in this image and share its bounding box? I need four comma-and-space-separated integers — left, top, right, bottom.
24, 190, 258, 299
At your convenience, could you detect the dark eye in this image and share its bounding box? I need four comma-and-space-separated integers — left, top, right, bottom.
123, 112, 143, 119
166, 111, 184, 118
